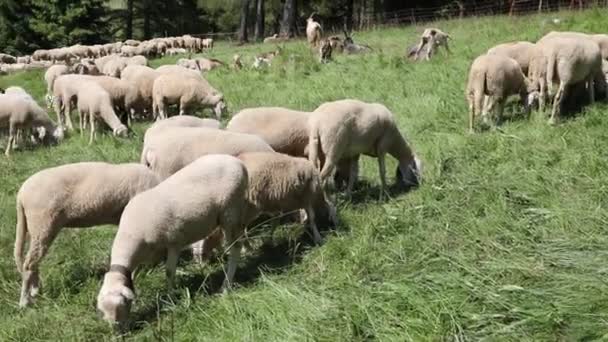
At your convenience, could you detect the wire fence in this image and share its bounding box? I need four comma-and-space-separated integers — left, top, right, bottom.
191, 0, 607, 41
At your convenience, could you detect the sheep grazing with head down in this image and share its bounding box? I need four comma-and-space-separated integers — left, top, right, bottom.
308, 99, 421, 200
466, 54, 531, 132
97, 155, 249, 328
412, 28, 451, 61
486, 41, 536, 75
306, 13, 322, 48
14, 162, 160, 307
191, 151, 338, 262
76, 82, 128, 144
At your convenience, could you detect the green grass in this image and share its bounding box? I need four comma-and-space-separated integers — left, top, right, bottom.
2, 8, 608, 341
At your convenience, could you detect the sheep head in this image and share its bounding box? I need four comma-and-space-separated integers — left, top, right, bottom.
97, 271, 135, 329
395, 155, 421, 191
113, 125, 129, 138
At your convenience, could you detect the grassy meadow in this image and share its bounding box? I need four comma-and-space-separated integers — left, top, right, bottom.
1, 8, 608, 341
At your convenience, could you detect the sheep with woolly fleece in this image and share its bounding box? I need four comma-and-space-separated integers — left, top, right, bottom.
32, 50, 50, 61
227, 107, 359, 189
51, 74, 92, 130
176, 58, 201, 71
306, 14, 322, 48
97, 154, 248, 327
16, 56, 31, 64
0, 93, 64, 156
155, 64, 202, 79
120, 65, 161, 118
202, 38, 214, 50
141, 126, 273, 180
191, 151, 338, 262
76, 82, 128, 144
123, 39, 141, 46
466, 54, 531, 132
527, 36, 603, 124
87, 75, 141, 125
126, 55, 147, 67
102, 57, 127, 78
486, 41, 536, 74
0, 53, 17, 64
152, 73, 226, 120
166, 48, 186, 56
143, 115, 220, 145
308, 99, 421, 200
14, 162, 159, 307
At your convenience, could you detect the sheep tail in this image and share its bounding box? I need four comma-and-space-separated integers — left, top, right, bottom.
14, 199, 27, 274
308, 125, 321, 170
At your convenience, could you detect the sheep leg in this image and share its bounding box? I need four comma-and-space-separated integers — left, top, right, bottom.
19, 227, 58, 307
191, 240, 204, 264
539, 80, 547, 113
221, 226, 242, 293
377, 153, 388, 201
89, 113, 95, 145
549, 82, 566, 125
305, 205, 322, 245
63, 99, 74, 131
346, 156, 360, 198
165, 248, 179, 290
588, 77, 595, 104
78, 110, 84, 135
482, 96, 495, 128
495, 98, 505, 127
53, 97, 64, 129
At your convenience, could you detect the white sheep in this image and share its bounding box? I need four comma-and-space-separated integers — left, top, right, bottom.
152, 73, 226, 120
308, 99, 421, 200
306, 14, 322, 48
97, 154, 248, 327
76, 82, 128, 144
191, 151, 338, 262
486, 41, 536, 74
166, 48, 187, 56
227, 107, 359, 189
466, 54, 530, 132
528, 36, 602, 124
155, 64, 202, 79
102, 57, 127, 78
141, 126, 273, 180
0, 94, 64, 156
44, 64, 70, 104
120, 65, 161, 118
14, 162, 159, 307
143, 115, 220, 145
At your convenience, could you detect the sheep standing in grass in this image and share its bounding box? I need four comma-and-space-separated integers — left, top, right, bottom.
466, 54, 531, 132
0, 94, 64, 156
487, 41, 536, 74
413, 28, 451, 61
76, 82, 128, 144
227, 107, 358, 189
309, 99, 421, 200
44, 65, 70, 105
97, 155, 248, 327
141, 127, 273, 180
192, 151, 338, 261
120, 65, 161, 118
306, 14, 322, 48
14, 162, 159, 307
528, 37, 602, 124
152, 73, 226, 120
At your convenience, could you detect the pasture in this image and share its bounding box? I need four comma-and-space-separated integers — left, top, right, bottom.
1, 8, 608, 340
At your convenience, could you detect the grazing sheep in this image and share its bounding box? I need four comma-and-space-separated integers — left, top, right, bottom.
202, 38, 214, 50
143, 115, 220, 145
44, 65, 70, 100
227, 107, 360, 189
32, 49, 50, 62
528, 37, 602, 124
87, 76, 140, 125
141, 126, 273, 180
120, 65, 161, 118
51, 74, 94, 130
76, 82, 128, 144
17, 56, 31, 64
306, 13, 322, 48
466, 54, 531, 132
73, 60, 100, 75
309, 99, 421, 199
0, 94, 64, 156
192, 151, 339, 261
412, 28, 451, 61
152, 73, 226, 120
0, 53, 17, 64
166, 48, 187, 56
487, 41, 536, 74
126, 55, 147, 67
196, 57, 225, 72
14, 162, 159, 307
343, 31, 373, 54
97, 155, 248, 327
102, 57, 127, 78
156, 64, 202, 79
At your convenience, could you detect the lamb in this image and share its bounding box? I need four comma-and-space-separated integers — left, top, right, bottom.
306, 13, 322, 48
466, 54, 531, 132
141, 126, 273, 180
191, 151, 338, 261
44, 65, 70, 100
14, 162, 159, 307
97, 155, 248, 327
227, 107, 360, 190
412, 28, 451, 61
76, 82, 128, 144
486, 41, 536, 74
527, 37, 602, 124
308, 99, 421, 200
152, 73, 226, 120
0, 94, 64, 156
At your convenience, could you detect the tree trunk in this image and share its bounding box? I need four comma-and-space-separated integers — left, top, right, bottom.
125, 0, 134, 39
280, 0, 296, 37
254, 0, 264, 41
143, 7, 150, 39
238, 0, 251, 43
345, 0, 354, 32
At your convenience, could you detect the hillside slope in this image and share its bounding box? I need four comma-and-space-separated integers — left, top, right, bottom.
1, 8, 608, 341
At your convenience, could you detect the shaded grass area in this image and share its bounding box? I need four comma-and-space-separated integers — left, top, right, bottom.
1, 8, 608, 341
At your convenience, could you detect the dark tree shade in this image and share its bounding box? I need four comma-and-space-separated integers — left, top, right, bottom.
254, 0, 265, 41
280, 0, 297, 37
238, 0, 251, 43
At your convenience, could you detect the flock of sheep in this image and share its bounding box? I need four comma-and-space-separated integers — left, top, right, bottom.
1, 21, 422, 330
4, 14, 608, 331
467, 31, 608, 131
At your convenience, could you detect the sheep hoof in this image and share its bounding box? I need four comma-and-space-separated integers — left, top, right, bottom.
548, 118, 557, 126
